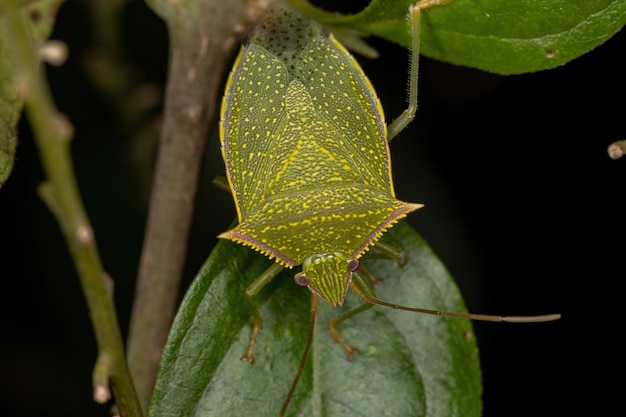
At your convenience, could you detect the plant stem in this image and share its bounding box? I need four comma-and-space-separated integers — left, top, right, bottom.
2, 1, 143, 416
126, 0, 255, 410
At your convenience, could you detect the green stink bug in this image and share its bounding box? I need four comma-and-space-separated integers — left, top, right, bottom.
218, 0, 560, 415
219, 1, 421, 311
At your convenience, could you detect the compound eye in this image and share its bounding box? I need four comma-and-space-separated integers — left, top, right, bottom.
294, 273, 308, 287
347, 259, 360, 272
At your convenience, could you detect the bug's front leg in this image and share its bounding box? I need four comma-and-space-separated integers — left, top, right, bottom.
327, 267, 381, 359
360, 240, 408, 287
241, 262, 285, 363
330, 242, 408, 357
328, 302, 373, 360
372, 240, 407, 266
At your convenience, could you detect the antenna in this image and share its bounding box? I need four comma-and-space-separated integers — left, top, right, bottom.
279, 295, 318, 417
359, 294, 561, 322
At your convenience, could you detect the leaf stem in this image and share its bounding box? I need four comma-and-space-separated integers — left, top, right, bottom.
2, 1, 142, 416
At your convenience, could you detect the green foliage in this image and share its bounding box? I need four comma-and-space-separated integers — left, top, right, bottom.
0, 0, 63, 188
150, 221, 481, 417
292, 0, 626, 74
2, 0, 614, 415
149, 0, 610, 415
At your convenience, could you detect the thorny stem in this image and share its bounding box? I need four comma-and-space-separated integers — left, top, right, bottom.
2, 1, 142, 416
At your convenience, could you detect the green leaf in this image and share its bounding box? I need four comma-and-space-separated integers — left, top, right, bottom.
291, 0, 626, 74
0, 91, 18, 188
0, 14, 21, 188
150, 221, 481, 417
0, 0, 64, 188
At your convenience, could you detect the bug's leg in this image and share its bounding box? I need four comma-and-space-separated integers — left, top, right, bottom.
356, 262, 383, 288
327, 268, 378, 359
211, 174, 230, 192
331, 241, 406, 352
387, 0, 451, 141
241, 262, 285, 363
366, 240, 407, 266
279, 294, 318, 417
356, 240, 406, 289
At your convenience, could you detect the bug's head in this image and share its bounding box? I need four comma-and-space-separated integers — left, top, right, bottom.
294, 252, 359, 307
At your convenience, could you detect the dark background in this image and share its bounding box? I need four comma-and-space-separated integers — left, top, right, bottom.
1, 0, 623, 416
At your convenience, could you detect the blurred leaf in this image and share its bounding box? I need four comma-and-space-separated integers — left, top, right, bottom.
291, 0, 626, 74
0, 14, 21, 188
151, 221, 481, 417
0, 0, 64, 188
0, 90, 18, 188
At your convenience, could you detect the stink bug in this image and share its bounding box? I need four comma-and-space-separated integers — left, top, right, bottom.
216, 0, 560, 415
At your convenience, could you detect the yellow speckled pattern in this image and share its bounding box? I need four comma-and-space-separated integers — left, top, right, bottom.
219, 1, 421, 303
